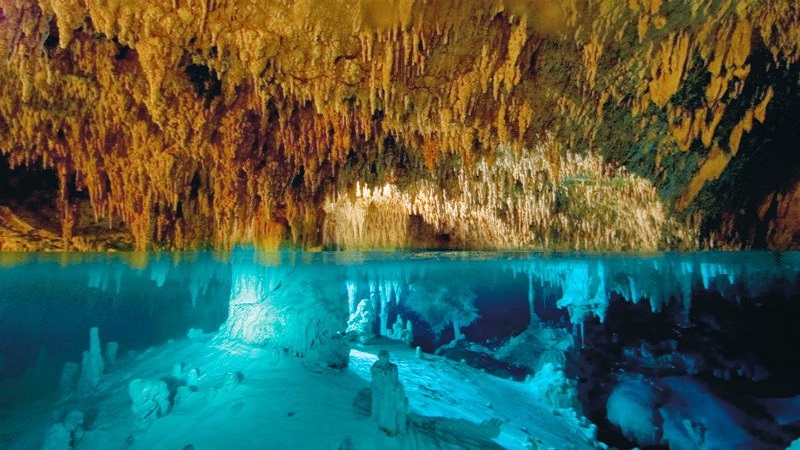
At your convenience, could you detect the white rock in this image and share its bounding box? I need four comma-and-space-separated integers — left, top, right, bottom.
77, 327, 104, 393
105, 342, 119, 365
370, 350, 407, 436
222, 372, 242, 391
59, 362, 80, 395
128, 378, 170, 429
606, 375, 664, 447
187, 328, 204, 340
186, 368, 200, 389
225, 266, 349, 368
347, 299, 376, 344
41, 410, 83, 450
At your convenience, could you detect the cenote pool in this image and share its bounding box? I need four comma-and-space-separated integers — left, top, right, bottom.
1, 250, 799, 449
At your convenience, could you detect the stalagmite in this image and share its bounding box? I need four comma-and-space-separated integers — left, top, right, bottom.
370, 350, 408, 437
345, 280, 358, 315
128, 378, 171, 431
378, 279, 390, 337
77, 327, 104, 393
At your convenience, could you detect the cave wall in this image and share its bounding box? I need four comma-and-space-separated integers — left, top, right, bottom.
0, 0, 797, 250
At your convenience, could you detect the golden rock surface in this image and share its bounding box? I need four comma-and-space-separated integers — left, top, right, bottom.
0, 0, 797, 250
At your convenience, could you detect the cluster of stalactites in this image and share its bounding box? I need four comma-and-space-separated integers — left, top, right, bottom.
0, 0, 797, 250
504, 257, 791, 329
0, 0, 554, 249
560, 0, 800, 209
323, 138, 695, 251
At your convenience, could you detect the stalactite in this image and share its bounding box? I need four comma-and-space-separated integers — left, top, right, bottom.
323, 137, 692, 251
0, 0, 797, 250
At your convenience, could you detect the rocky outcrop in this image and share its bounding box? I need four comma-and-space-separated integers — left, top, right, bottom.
0, 1, 797, 250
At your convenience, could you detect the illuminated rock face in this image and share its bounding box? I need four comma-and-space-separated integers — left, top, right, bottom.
0, 1, 797, 250
225, 261, 350, 368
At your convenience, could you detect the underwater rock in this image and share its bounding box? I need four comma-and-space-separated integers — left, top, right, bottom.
622, 340, 709, 375
346, 299, 377, 344
526, 363, 581, 411
186, 328, 205, 340
495, 327, 573, 373
607, 374, 773, 448
174, 386, 193, 406
186, 368, 200, 390
77, 327, 104, 393
41, 423, 72, 450
225, 266, 349, 368
437, 341, 528, 381
105, 342, 118, 366
58, 362, 80, 396
606, 375, 665, 447
41, 410, 84, 450
658, 376, 771, 449
406, 415, 503, 449
222, 372, 243, 391
370, 350, 407, 436
309, 336, 350, 370
172, 363, 185, 379
390, 316, 413, 345
128, 378, 170, 429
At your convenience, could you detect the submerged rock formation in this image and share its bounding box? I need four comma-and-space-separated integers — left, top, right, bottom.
77, 327, 104, 393
225, 259, 350, 368
0, 1, 797, 250
370, 350, 407, 436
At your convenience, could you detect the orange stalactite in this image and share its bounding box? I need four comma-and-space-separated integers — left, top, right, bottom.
0, 0, 797, 250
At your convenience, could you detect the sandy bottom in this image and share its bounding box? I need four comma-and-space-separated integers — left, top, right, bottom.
0, 334, 599, 449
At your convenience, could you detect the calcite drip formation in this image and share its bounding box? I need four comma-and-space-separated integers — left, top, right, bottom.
0, 0, 798, 250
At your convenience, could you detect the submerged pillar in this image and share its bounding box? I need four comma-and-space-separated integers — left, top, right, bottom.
77, 327, 104, 393
370, 350, 408, 436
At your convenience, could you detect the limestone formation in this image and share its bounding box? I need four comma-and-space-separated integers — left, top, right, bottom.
225, 263, 350, 368
58, 362, 80, 396
370, 350, 407, 436
0, 1, 797, 250
41, 410, 84, 450
105, 341, 118, 366
128, 378, 171, 430
77, 327, 104, 393
346, 299, 377, 344
390, 315, 413, 345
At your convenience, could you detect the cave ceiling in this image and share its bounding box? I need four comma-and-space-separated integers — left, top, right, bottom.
0, 0, 798, 251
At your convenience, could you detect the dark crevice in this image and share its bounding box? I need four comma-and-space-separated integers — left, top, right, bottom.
44, 19, 59, 50
291, 166, 305, 188
693, 40, 800, 248
184, 64, 222, 105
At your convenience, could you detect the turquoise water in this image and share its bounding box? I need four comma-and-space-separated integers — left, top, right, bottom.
1, 250, 799, 448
